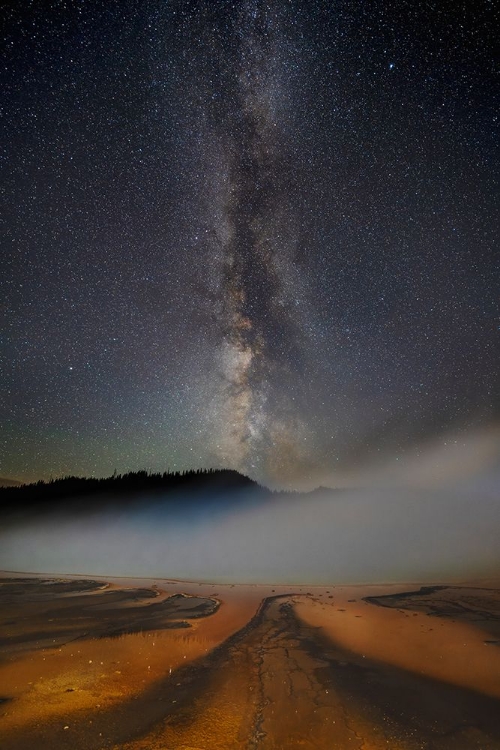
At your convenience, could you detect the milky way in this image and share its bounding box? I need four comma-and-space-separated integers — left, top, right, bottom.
204, 2, 310, 477
2, 0, 498, 487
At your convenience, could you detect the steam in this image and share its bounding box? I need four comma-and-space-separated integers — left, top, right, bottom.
1, 480, 499, 584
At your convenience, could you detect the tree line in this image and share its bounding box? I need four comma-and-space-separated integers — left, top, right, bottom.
0, 468, 263, 512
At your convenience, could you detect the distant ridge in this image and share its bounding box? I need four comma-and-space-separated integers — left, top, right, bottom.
0, 478, 22, 488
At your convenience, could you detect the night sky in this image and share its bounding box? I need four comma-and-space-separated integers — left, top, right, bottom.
2, 0, 499, 488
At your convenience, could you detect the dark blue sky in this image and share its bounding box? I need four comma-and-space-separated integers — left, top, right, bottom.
2, 0, 498, 487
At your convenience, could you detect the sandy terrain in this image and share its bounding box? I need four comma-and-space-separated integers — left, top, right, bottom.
1, 571, 499, 749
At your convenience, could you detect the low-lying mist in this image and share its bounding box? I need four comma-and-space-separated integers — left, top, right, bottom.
1, 479, 499, 584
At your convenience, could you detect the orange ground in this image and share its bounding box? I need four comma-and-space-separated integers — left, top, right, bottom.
1, 572, 499, 749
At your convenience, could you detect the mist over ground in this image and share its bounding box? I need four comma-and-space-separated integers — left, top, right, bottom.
1, 478, 499, 584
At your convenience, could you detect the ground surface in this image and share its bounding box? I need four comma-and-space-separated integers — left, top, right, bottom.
1, 572, 500, 749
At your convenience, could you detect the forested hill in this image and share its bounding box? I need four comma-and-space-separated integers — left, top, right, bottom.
0, 469, 267, 515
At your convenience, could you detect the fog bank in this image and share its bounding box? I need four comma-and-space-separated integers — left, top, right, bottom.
1, 481, 499, 584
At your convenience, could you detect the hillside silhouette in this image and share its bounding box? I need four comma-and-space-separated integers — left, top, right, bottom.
0, 469, 268, 518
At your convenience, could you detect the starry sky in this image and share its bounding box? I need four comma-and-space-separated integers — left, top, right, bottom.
2, 0, 499, 488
